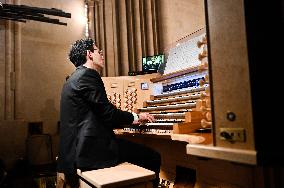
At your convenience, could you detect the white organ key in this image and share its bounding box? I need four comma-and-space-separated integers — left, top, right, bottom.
155, 86, 206, 98
156, 119, 184, 123
143, 122, 174, 126
146, 94, 201, 104
140, 102, 196, 112
152, 112, 185, 118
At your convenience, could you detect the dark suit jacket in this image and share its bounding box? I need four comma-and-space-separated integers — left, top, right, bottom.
57, 65, 134, 174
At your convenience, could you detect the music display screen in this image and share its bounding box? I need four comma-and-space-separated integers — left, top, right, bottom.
142, 54, 164, 73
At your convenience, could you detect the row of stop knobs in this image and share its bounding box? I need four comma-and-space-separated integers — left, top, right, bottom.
124, 89, 138, 112
107, 88, 138, 112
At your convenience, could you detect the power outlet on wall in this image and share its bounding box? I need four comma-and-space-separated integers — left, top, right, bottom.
220, 128, 246, 142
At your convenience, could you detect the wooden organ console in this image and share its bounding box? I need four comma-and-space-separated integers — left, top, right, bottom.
103, 28, 212, 144
103, 0, 282, 187
102, 29, 215, 186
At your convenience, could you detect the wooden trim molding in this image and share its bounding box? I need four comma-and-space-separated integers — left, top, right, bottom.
186, 144, 257, 165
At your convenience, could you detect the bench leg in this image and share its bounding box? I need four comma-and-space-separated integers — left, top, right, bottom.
57, 172, 80, 188
56, 173, 65, 188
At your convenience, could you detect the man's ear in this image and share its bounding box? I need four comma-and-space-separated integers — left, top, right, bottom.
87, 50, 93, 60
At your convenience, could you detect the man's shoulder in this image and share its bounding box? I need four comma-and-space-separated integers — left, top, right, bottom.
69, 68, 103, 88
75, 66, 100, 79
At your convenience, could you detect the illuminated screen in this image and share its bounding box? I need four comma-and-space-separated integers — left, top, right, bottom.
142, 54, 164, 72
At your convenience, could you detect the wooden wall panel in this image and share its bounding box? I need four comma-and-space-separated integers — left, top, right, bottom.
4, 18, 15, 120
157, 0, 205, 50
0, 20, 6, 120
206, 0, 254, 150
0, 0, 23, 121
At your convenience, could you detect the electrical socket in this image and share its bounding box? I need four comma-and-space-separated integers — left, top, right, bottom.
220, 128, 246, 142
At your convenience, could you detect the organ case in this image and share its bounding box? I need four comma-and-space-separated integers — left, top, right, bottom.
101, 0, 284, 187
102, 28, 211, 144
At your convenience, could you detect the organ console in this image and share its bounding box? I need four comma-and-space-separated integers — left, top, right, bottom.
102, 28, 214, 185
103, 28, 211, 141
102, 0, 283, 187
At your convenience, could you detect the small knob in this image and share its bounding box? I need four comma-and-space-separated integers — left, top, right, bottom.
201, 119, 212, 128
198, 50, 208, 61
227, 111, 236, 121
199, 79, 205, 86
197, 37, 207, 48
206, 111, 212, 121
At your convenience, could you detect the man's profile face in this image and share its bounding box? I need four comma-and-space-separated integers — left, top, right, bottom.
90, 45, 104, 69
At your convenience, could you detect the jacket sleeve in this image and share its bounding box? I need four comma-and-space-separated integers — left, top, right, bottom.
77, 69, 134, 127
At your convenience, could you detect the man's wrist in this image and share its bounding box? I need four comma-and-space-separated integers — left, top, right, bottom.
132, 112, 139, 122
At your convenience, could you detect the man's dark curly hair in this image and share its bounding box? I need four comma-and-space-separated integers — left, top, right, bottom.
68, 38, 95, 67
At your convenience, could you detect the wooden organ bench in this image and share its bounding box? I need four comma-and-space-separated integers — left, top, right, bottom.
77, 163, 155, 188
